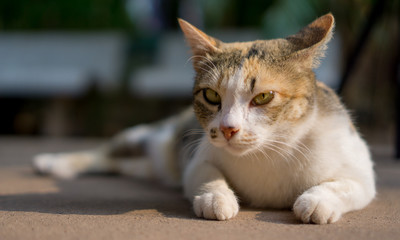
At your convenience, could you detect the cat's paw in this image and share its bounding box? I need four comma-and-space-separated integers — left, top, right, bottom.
293, 193, 341, 224
193, 190, 239, 221
33, 153, 79, 179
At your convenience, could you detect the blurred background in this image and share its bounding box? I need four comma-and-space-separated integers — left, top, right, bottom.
0, 0, 398, 156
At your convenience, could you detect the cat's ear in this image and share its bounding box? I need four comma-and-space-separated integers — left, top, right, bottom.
286, 13, 335, 69
178, 18, 221, 58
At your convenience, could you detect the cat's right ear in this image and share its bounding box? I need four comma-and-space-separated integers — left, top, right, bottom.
285, 13, 335, 69
178, 19, 221, 60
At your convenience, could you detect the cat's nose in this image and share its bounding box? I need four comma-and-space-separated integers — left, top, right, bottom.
220, 125, 239, 141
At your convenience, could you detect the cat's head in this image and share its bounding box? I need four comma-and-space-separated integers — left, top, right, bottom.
179, 14, 334, 156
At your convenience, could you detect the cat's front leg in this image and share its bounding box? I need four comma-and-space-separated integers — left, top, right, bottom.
184, 160, 239, 221
293, 179, 375, 224
193, 179, 239, 220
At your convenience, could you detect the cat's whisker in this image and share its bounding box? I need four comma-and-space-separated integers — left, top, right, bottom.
185, 55, 208, 67
186, 55, 218, 73
186, 55, 220, 82
265, 142, 307, 169
196, 65, 220, 83
183, 145, 201, 163
255, 146, 277, 168
266, 146, 291, 166
261, 142, 289, 162
259, 139, 308, 169
257, 135, 311, 166
182, 129, 205, 138
261, 139, 295, 158
256, 147, 272, 161
268, 133, 313, 155
274, 135, 313, 157
187, 55, 218, 70
182, 138, 204, 157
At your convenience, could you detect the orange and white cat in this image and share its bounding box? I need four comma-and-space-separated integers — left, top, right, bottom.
34, 14, 375, 224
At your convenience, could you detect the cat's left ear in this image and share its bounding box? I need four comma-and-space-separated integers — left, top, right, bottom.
286, 13, 335, 69
178, 19, 222, 70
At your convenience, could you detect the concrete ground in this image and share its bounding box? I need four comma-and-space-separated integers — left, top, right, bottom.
0, 137, 399, 240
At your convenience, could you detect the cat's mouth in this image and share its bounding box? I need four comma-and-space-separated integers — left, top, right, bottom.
209, 132, 257, 156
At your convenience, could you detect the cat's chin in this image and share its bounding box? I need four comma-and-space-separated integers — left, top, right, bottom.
210, 140, 256, 157
221, 144, 254, 157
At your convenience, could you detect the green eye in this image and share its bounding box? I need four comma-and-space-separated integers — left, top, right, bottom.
203, 88, 221, 105
252, 91, 275, 106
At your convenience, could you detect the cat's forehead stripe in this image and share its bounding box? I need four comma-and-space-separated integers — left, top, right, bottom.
250, 78, 256, 93
245, 42, 266, 59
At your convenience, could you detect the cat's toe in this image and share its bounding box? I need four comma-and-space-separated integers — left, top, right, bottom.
293, 193, 341, 224
193, 191, 239, 221
212, 192, 239, 220
194, 193, 214, 219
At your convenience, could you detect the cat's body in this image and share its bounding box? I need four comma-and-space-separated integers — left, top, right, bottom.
33, 14, 375, 224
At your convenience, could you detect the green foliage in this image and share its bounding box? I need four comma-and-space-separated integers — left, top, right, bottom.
201, 0, 275, 28
0, 0, 132, 30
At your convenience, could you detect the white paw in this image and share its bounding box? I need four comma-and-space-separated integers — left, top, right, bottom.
193, 190, 239, 221
293, 193, 341, 224
33, 153, 78, 179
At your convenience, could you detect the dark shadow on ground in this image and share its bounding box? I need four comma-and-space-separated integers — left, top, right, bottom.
0, 171, 194, 219
0, 170, 305, 224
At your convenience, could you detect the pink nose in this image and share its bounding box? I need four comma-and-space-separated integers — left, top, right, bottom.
220, 125, 239, 141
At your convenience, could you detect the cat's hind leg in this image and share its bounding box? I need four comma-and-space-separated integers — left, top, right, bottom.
33, 148, 111, 179
33, 124, 154, 179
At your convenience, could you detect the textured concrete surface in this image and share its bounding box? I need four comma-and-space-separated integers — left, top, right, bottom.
0, 137, 399, 240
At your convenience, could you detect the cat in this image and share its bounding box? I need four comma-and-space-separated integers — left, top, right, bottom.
33, 13, 375, 224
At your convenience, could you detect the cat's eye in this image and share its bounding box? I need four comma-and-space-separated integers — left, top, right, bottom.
203, 88, 221, 105
251, 91, 275, 106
